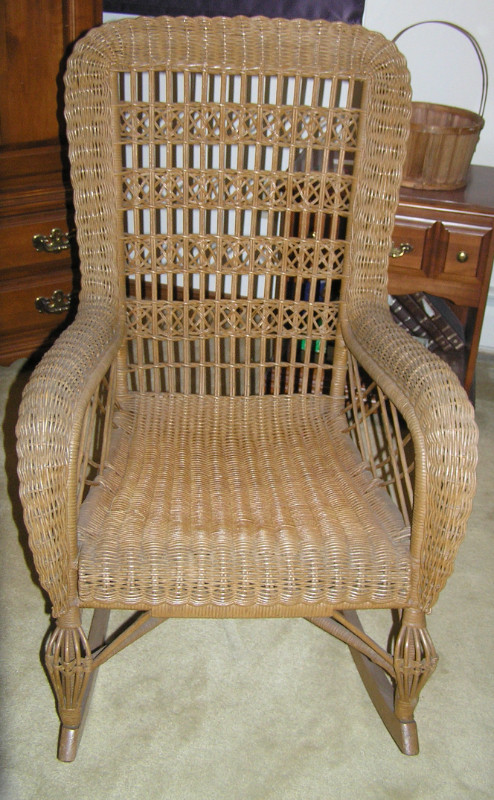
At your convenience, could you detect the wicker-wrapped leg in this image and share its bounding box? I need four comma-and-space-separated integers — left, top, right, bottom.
45, 608, 109, 761
313, 610, 437, 754
393, 608, 438, 726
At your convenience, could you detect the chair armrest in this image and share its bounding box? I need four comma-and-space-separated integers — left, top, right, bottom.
16, 309, 123, 618
341, 301, 478, 611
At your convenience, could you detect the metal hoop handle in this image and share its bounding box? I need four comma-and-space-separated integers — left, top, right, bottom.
393, 20, 488, 118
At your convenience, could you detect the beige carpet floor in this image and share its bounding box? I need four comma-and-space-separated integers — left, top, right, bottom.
1, 355, 493, 800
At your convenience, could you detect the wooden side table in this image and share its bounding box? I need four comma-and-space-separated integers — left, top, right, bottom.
387, 165, 494, 394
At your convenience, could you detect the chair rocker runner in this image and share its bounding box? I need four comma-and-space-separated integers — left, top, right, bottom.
16, 15, 478, 761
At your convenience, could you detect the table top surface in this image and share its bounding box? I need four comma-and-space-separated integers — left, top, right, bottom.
399, 165, 494, 213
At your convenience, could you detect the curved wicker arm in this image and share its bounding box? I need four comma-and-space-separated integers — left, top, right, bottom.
16, 310, 123, 618
341, 302, 478, 611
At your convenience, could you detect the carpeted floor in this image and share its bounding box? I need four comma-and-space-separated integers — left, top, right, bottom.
1, 354, 493, 800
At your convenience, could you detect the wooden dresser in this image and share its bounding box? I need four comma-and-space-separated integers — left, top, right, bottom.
0, 0, 102, 364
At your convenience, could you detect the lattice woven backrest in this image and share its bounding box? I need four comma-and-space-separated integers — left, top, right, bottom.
64, 16, 411, 397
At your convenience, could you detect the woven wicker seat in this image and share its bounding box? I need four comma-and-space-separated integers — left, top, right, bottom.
16, 15, 478, 760
78, 394, 411, 611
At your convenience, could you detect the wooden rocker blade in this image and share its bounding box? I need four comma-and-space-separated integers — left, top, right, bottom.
342, 610, 419, 756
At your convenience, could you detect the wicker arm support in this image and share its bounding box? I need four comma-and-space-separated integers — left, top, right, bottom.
341, 301, 478, 611
16, 310, 122, 618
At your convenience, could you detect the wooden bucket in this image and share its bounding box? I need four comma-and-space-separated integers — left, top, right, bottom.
393, 21, 488, 191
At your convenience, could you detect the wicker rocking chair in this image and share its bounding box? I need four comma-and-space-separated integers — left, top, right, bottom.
16, 16, 478, 761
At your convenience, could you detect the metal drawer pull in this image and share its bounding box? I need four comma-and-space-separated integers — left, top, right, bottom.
456, 250, 469, 263
390, 242, 413, 258
35, 290, 72, 314
32, 228, 71, 253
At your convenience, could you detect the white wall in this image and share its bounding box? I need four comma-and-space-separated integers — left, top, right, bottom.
363, 0, 494, 350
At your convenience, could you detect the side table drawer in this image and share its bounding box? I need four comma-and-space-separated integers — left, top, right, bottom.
388, 207, 493, 307
391, 216, 436, 272
441, 220, 491, 281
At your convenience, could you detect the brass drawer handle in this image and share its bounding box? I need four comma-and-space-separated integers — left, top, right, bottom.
32, 228, 71, 253
456, 250, 469, 263
35, 290, 72, 314
390, 242, 413, 258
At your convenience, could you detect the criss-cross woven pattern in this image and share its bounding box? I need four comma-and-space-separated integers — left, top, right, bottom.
117, 36, 359, 397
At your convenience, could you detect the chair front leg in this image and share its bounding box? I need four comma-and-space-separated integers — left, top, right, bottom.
393, 608, 438, 722
45, 607, 106, 761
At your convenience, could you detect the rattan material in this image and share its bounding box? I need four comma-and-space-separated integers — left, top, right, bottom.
15, 16, 478, 758
78, 394, 411, 613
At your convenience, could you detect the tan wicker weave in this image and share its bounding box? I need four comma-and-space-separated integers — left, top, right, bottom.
16, 15, 478, 761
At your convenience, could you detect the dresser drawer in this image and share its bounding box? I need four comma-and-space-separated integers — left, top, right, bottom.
0, 210, 77, 363
0, 262, 73, 333
0, 206, 73, 260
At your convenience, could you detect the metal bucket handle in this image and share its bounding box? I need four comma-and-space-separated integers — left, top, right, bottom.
393, 20, 488, 118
